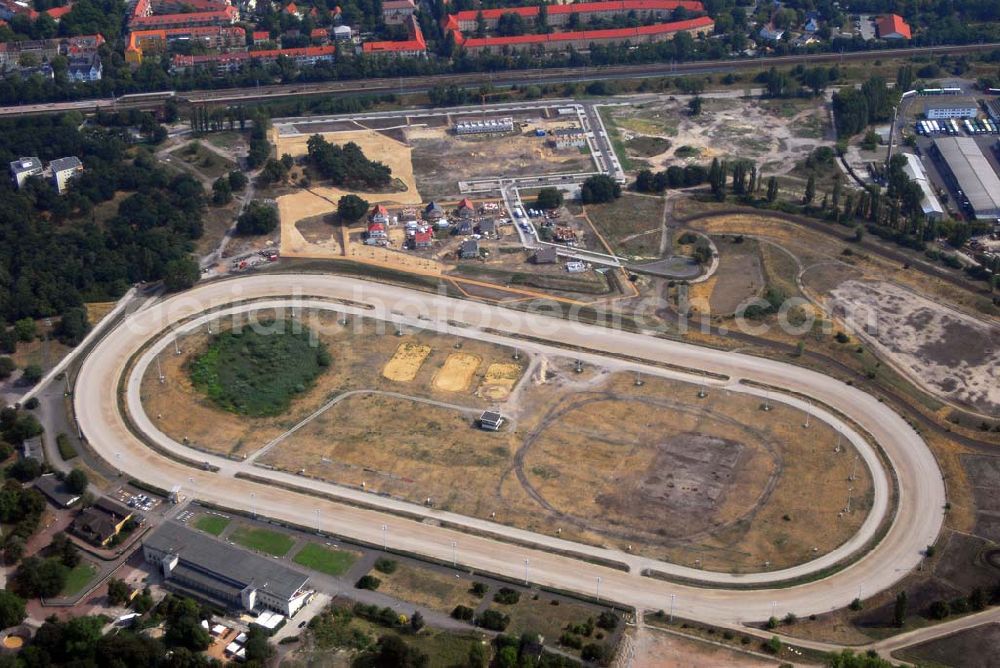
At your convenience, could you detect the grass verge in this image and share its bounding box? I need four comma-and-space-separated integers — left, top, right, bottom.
293, 543, 356, 576
230, 525, 296, 557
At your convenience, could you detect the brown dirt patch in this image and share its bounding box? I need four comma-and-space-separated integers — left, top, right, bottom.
899, 624, 1000, 668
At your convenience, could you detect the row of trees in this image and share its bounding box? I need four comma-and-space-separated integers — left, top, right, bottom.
635, 164, 709, 193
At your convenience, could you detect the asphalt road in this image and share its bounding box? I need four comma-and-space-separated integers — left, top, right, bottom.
72, 274, 945, 627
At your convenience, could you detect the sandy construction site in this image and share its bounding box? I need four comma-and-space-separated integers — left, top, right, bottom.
274, 128, 422, 260
828, 280, 1000, 415
609, 96, 832, 175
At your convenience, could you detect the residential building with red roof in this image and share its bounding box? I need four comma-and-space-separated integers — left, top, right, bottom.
382, 0, 415, 25
875, 13, 910, 40
130, 5, 237, 29
126, 25, 244, 64
412, 227, 433, 248
370, 204, 389, 223
366, 220, 388, 243
283, 1, 299, 15
170, 44, 334, 73
44, 6, 72, 20
253, 30, 270, 45
310, 27, 329, 43
449, 16, 713, 54
153, 0, 229, 13
363, 14, 426, 56
447, 0, 703, 32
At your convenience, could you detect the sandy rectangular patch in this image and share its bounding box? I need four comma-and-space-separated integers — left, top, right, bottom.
382, 343, 431, 382
273, 128, 421, 206
476, 363, 523, 401
432, 352, 481, 392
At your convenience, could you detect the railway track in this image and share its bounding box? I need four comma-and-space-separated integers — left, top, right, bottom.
2, 42, 998, 116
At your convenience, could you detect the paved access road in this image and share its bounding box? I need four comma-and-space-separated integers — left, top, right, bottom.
73, 274, 945, 627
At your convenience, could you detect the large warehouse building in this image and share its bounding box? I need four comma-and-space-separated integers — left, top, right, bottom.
144, 522, 311, 616
930, 137, 1000, 220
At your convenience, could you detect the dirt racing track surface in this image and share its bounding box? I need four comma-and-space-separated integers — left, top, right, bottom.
73, 274, 944, 626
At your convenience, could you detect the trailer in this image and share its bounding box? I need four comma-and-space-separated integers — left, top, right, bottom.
942, 87, 962, 95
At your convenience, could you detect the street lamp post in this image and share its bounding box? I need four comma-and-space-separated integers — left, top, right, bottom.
450, 541, 457, 568
381, 524, 388, 551
669, 594, 676, 622
523, 558, 530, 585
250, 492, 256, 519
596, 576, 602, 601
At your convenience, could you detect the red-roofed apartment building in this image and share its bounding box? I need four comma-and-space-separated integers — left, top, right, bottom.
875, 13, 910, 39
382, 0, 415, 25
449, 16, 713, 54
171, 44, 333, 73
126, 25, 244, 64
253, 30, 270, 45
130, 5, 237, 30
363, 15, 426, 56
447, 0, 703, 31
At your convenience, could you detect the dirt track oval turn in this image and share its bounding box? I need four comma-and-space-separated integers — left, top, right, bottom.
73, 274, 944, 625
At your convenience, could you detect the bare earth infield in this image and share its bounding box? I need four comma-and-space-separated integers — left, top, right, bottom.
140, 313, 872, 572
828, 279, 1000, 415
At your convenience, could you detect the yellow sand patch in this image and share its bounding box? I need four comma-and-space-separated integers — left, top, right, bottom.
2, 636, 23, 649
432, 353, 481, 392
382, 343, 431, 382
477, 363, 523, 401
279, 190, 344, 259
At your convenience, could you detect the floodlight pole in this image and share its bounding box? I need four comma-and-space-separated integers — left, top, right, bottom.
381, 524, 388, 551
315, 508, 321, 532
771, 600, 777, 619
174, 333, 181, 355
524, 558, 530, 585
157, 356, 164, 384
803, 402, 811, 428
450, 541, 457, 567
669, 594, 676, 622
250, 492, 256, 519
596, 576, 602, 601
849, 455, 859, 482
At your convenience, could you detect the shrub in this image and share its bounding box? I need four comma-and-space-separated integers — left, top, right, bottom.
451, 605, 474, 621
56, 434, 78, 460
928, 600, 949, 620
596, 611, 619, 631
581, 643, 610, 663
849, 598, 863, 611
493, 587, 520, 605
356, 575, 381, 591
476, 609, 510, 632
559, 632, 583, 649
764, 636, 782, 654
470, 581, 488, 597
766, 616, 779, 630
373, 558, 397, 574
23, 398, 38, 410
783, 612, 797, 625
